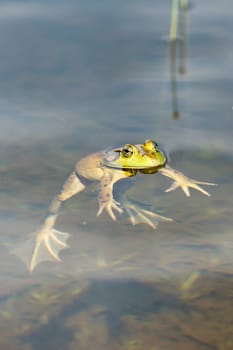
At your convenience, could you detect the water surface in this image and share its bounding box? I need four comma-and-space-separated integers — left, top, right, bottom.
0, 1, 232, 349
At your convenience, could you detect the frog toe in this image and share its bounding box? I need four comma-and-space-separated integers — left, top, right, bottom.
124, 203, 173, 229
160, 166, 217, 197
96, 199, 123, 221
12, 228, 70, 272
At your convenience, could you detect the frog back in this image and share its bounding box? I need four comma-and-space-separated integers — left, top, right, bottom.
76, 151, 105, 180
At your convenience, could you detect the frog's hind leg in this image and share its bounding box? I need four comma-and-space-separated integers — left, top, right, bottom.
12, 171, 85, 272
121, 195, 173, 229
12, 226, 70, 272
124, 203, 173, 229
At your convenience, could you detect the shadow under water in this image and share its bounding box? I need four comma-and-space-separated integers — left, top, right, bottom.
2, 276, 232, 350
0, 146, 232, 350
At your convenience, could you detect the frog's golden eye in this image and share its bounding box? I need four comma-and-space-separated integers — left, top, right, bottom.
121, 144, 134, 158
152, 141, 158, 150
144, 139, 159, 153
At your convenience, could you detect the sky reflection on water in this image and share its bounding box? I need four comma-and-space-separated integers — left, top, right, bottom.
0, 0, 232, 152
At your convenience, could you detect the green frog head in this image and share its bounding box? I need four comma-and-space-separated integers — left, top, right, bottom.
103, 139, 167, 171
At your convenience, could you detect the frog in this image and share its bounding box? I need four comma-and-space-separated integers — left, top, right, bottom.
13, 139, 216, 272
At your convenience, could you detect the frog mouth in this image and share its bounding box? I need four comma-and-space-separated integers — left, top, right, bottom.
102, 159, 167, 170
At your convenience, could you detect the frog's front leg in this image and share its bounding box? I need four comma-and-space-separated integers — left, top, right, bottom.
13, 172, 85, 272
97, 170, 172, 229
159, 165, 217, 197
96, 171, 125, 221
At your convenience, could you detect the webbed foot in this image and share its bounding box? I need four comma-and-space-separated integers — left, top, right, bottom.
96, 198, 123, 221
12, 227, 70, 272
123, 199, 173, 229
159, 166, 217, 197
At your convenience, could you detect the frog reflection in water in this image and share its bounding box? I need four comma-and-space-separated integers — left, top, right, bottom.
14, 139, 216, 272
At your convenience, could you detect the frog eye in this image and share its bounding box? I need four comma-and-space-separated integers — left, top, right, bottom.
121, 144, 134, 158
152, 141, 158, 149
144, 139, 159, 152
